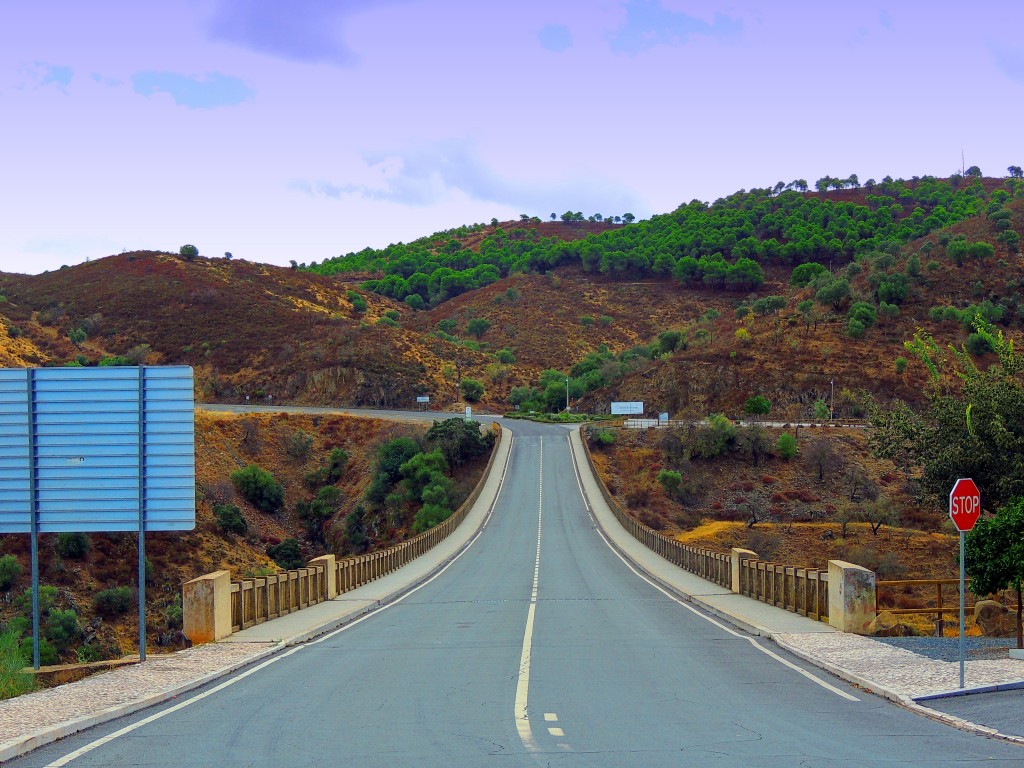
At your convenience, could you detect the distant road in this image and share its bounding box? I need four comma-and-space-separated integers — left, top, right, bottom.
15, 418, 1020, 765
197, 403, 502, 424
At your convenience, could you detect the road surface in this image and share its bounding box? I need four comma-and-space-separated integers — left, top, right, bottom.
13, 419, 1022, 766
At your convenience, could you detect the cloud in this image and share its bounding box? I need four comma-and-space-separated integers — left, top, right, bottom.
608, 0, 741, 55
993, 46, 1024, 84
538, 24, 572, 53
15, 62, 73, 92
206, 0, 405, 67
293, 143, 641, 219
91, 73, 122, 87
131, 72, 254, 109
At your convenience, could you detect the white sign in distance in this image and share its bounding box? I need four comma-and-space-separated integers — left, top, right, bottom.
611, 401, 644, 415
416, 395, 430, 403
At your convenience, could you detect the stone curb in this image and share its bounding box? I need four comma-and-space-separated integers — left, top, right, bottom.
0, 427, 513, 763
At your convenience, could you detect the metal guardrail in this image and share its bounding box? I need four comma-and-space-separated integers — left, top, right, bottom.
227, 423, 502, 635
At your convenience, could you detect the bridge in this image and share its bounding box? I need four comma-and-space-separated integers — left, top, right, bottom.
4, 416, 1023, 765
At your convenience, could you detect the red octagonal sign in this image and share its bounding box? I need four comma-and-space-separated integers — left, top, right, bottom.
949, 478, 982, 532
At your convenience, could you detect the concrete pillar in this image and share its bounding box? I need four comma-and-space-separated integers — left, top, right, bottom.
309, 554, 337, 599
183, 570, 232, 644
828, 560, 876, 634
731, 548, 758, 594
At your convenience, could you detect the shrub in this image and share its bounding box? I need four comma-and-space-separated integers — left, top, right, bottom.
93, 587, 133, 617
179, 244, 199, 260
467, 318, 491, 339
894, 357, 908, 374
267, 538, 304, 570
734, 328, 751, 344
230, 465, 284, 514
45, 608, 82, 651
56, 532, 90, 559
214, 503, 248, 535
19, 636, 58, 668
776, 433, 798, 460
76, 644, 104, 663
404, 294, 425, 310
460, 378, 484, 402
590, 429, 615, 447
965, 333, 995, 355
579, 315, 594, 327
495, 348, 516, 364
657, 469, 683, 497
287, 430, 314, 461
0, 556, 21, 590
0, 630, 32, 696
376, 316, 398, 328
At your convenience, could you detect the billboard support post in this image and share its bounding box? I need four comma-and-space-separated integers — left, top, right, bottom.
25, 369, 40, 670
137, 366, 147, 662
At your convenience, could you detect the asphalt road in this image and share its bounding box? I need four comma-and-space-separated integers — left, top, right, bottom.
13, 419, 1024, 766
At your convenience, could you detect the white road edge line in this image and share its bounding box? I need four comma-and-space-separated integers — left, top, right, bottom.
44, 432, 517, 768
566, 434, 859, 703
514, 437, 543, 752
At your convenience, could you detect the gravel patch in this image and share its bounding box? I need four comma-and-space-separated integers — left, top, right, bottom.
873, 636, 1018, 662
0, 643, 270, 751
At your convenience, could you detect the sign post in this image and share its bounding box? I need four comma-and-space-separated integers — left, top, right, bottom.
949, 477, 981, 689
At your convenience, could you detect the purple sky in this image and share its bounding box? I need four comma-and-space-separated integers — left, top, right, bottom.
2, 1, 1023, 274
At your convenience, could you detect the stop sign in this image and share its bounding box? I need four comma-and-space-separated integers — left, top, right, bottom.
949, 478, 982, 532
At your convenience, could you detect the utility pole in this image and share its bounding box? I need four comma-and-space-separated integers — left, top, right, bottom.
830, 379, 835, 420
565, 376, 570, 412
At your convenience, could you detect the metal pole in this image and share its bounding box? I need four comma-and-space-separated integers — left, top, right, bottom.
959, 531, 965, 689
25, 369, 40, 670
565, 377, 569, 412
137, 367, 147, 662
830, 379, 834, 420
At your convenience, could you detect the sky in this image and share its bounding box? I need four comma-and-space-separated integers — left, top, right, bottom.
1, 1, 1023, 275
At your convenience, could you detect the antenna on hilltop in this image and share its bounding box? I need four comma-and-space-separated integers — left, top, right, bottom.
961, 148, 965, 176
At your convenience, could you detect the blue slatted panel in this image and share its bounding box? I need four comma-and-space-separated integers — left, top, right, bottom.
0, 367, 195, 533
0, 371, 31, 533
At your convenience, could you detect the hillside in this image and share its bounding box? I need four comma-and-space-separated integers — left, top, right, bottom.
2, 174, 1021, 420
0, 410, 491, 667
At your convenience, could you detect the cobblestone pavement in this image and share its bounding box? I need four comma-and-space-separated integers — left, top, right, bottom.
776, 631, 1024, 699
0, 642, 270, 759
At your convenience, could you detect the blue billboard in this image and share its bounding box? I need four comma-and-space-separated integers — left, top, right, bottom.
0, 366, 195, 533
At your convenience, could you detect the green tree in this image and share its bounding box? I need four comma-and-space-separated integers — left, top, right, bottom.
179, 244, 199, 260
964, 498, 1024, 648
872, 324, 1024, 510
776, 432, 798, 460
744, 395, 771, 418
68, 328, 86, 347
426, 417, 492, 467
813, 399, 831, 420
815, 279, 851, 310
